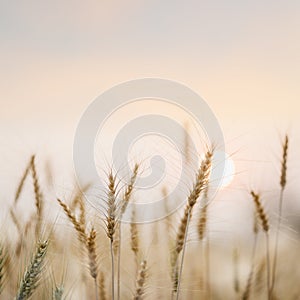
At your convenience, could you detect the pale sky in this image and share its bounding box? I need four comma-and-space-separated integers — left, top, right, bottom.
0, 1, 299, 217
1, 1, 299, 123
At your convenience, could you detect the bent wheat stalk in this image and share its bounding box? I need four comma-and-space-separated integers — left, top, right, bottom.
173, 149, 213, 300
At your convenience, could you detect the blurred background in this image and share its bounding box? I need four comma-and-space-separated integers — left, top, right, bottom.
0, 1, 299, 236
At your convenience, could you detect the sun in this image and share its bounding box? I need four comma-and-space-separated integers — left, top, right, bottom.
213, 150, 235, 188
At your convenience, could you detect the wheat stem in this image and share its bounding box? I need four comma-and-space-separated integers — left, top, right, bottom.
176, 208, 191, 300
110, 241, 115, 300
95, 278, 99, 300
205, 233, 211, 299
242, 214, 259, 300
14, 156, 32, 204
265, 233, 271, 300
117, 225, 122, 300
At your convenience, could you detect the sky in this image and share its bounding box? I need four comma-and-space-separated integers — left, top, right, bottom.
0, 1, 299, 222
1, 1, 299, 125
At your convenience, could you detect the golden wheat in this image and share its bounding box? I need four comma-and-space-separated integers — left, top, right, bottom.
16, 240, 48, 300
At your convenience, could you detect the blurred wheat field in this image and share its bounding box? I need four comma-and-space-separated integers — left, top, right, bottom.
1, 135, 300, 300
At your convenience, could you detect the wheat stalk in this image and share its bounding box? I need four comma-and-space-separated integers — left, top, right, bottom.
14, 156, 32, 204
271, 134, 289, 294
198, 190, 211, 298
10, 208, 22, 236
173, 149, 213, 299
117, 163, 139, 300
105, 171, 118, 300
251, 191, 270, 300
176, 150, 212, 254
120, 164, 139, 216
242, 211, 259, 300
30, 155, 44, 238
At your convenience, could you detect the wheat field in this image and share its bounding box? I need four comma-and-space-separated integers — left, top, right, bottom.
0, 135, 299, 300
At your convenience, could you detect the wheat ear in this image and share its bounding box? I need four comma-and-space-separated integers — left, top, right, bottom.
251, 191, 270, 300
16, 240, 48, 300
233, 248, 240, 295
57, 198, 87, 244
197, 204, 207, 241
54, 286, 64, 300
87, 227, 99, 300
176, 150, 212, 254
271, 134, 289, 294
105, 171, 117, 300
79, 194, 86, 231
133, 260, 147, 300
174, 150, 213, 299
0, 243, 8, 294
130, 208, 139, 271
30, 155, 44, 238
106, 172, 117, 242
121, 164, 139, 216
117, 163, 139, 300
242, 268, 253, 300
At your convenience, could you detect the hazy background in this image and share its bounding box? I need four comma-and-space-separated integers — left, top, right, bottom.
0, 1, 299, 234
